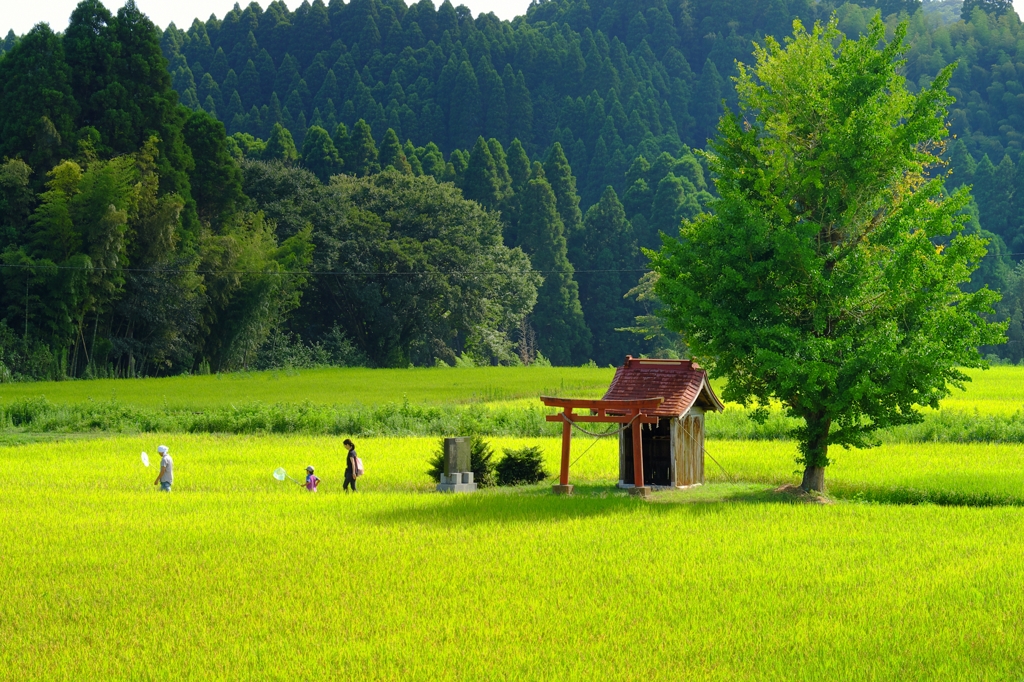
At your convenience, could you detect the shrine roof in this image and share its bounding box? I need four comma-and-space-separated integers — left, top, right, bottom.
602, 356, 724, 417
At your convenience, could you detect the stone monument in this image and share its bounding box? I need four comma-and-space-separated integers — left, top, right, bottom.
436, 436, 478, 493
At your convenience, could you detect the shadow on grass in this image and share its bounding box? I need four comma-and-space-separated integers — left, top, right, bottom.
369, 479, 1024, 528
0, 430, 105, 447
827, 485, 1024, 508
367, 481, 829, 528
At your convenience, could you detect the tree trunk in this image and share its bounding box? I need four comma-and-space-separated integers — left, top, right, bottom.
800, 465, 825, 492
800, 411, 831, 493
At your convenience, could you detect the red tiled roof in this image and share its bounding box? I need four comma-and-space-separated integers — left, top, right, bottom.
602, 356, 724, 417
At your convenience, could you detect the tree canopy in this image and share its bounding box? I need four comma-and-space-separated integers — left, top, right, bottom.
650, 17, 1006, 491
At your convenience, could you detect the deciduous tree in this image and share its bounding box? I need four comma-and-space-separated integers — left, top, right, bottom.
650, 17, 1005, 492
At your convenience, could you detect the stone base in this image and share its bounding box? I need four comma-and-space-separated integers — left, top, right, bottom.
437, 471, 478, 493
437, 482, 478, 493
629, 486, 653, 499
552, 484, 574, 496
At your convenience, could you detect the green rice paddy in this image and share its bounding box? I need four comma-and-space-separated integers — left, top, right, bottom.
3, 364, 1021, 413
0, 365, 616, 409
3, 366, 1024, 678
3, 432, 1024, 679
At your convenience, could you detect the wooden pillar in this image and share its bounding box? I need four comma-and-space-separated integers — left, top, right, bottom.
631, 412, 646, 494
553, 409, 574, 495
560, 410, 572, 485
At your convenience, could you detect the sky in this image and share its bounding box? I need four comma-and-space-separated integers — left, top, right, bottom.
2, 0, 1024, 36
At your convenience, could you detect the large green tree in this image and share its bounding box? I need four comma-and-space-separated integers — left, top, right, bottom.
517, 163, 591, 365
650, 17, 1005, 492
0, 25, 78, 175
183, 109, 243, 226
577, 186, 638, 365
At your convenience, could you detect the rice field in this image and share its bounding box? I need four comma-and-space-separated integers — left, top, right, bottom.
3, 433, 1024, 679
2, 364, 1021, 414
0, 365, 616, 410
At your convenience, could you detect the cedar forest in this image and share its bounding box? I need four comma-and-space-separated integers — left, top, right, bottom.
1, 0, 1023, 379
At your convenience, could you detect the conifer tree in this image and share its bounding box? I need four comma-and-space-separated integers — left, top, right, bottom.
184, 109, 244, 226
462, 137, 501, 209
500, 138, 532, 245
238, 59, 261, 107
543, 142, 584, 250
973, 154, 1007, 238
506, 69, 533, 147
948, 139, 977, 188
449, 61, 482, 150
417, 142, 446, 178
348, 119, 380, 176
332, 122, 351, 167
301, 125, 343, 181
488, 139, 513, 197
0, 24, 78, 174
264, 122, 299, 162
578, 186, 638, 365
378, 128, 411, 173
1010, 152, 1024, 251
693, 59, 724, 144
64, 0, 116, 121
506, 139, 531, 194
516, 163, 591, 365
646, 174, 688, 249
403, 142, 423, 175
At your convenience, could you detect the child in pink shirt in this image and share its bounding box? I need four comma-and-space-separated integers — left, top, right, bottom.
304, 466, 320, 492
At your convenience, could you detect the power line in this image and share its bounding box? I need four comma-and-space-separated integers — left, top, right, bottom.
0, 250, 1018, 277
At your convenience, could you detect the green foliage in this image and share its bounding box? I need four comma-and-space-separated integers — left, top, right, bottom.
327, 170, 538, 366
147, 0, 1024, 259
961, 0, 1014, 21
199, 212, 313, 371
241, 161, 538, 367
461, 137, 502, 210
377, 128, 410, 174
184, 109, 243, 226
516, 166, 591, 365
7, 0, 1024, 376
0, 25, 78, 175
348, 119, 380, 176
300, 125, 342, 181
264, 123, 299, 162
0, 159, 34, 250
426, 436, 497, 486
543, 142, 583, 247
495, 445, 548, 485
651, 17, 1007, 490
577, 186, 639, 365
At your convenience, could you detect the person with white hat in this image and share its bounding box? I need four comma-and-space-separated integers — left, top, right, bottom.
153, 445, 173, 492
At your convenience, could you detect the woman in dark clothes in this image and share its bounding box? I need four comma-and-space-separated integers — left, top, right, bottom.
343, 438, 358, 492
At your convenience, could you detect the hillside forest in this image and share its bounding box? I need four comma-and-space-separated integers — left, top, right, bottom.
1, 0, 1024, 379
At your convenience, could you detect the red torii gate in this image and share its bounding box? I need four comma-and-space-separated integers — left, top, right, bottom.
541, 396, 664, 497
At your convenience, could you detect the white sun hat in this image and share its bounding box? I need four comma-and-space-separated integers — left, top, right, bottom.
157, 445, 169, 454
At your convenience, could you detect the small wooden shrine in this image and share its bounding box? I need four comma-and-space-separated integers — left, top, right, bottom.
604, 357, 724, 490
541, 356, 723, 496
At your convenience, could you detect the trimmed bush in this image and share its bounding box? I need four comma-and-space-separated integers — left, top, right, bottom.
495, 446, 548, 486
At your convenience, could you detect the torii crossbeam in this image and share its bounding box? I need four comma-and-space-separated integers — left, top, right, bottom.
540, 396, 664, 496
